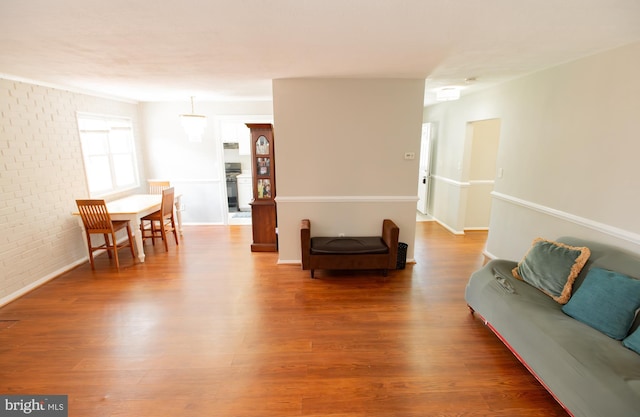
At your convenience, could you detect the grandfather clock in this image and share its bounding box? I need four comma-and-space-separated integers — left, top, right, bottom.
247, 123, 277, 252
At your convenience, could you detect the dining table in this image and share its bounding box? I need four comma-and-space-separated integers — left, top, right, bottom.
73, 194, 183, 263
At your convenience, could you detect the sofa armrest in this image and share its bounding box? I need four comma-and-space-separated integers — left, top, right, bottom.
300, 219, 311, 270
382, 219, 400, 269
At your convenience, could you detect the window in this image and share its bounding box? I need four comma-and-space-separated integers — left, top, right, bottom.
77, 114, 139, 196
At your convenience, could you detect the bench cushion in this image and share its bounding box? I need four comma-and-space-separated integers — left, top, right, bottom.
310, 237, 389, 255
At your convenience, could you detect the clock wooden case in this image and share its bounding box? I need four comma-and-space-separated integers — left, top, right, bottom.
247, 123, 277, 252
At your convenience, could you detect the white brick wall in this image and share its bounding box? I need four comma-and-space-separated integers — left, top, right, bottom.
0, 78, 142, 304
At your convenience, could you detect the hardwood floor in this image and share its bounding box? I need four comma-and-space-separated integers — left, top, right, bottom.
0, 222, 568, 416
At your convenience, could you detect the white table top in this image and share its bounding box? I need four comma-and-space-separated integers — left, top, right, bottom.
104, 194, 162, 214
72, 194, 162, 216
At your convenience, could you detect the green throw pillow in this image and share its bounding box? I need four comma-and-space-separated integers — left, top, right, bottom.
512, 238, 590, 304
562, 268, 640, 340
623, 327, 640, 355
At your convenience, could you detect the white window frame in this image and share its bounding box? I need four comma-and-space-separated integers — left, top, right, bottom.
77, 113, 140, 197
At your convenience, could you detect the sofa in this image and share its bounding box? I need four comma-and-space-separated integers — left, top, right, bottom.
300, 219, 399, 278
465, 236, 640, 417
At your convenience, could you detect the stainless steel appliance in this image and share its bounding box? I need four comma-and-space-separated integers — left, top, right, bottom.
225, 162, 242, 212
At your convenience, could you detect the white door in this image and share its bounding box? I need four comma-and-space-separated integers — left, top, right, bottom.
417, 123, 432, 214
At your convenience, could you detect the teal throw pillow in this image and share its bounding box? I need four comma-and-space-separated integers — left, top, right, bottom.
512, 238, 590, 304
562, 268, 640, 340
623, 327, 640, 355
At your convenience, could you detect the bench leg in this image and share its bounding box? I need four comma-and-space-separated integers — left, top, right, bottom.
311, 269, 315, 279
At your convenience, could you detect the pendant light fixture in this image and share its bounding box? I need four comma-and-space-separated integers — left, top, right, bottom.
180, 96, 207, 142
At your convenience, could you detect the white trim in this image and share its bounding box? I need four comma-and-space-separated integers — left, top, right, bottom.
0, 259, 86, 308
431, 175, 469, 187
483, 250, 498, 260
435, 219, 464, 235
1, 73, 138, 104
275, 195, 419, 203
469, 180, 495, 186
278, 259, 301, 265
431, 176, 494, 188
491, 191, 640, 245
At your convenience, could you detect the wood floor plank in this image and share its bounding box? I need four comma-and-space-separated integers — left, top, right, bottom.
0, 222, 568, 416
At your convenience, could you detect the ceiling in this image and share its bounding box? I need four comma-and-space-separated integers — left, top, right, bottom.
2, 0, 640, 105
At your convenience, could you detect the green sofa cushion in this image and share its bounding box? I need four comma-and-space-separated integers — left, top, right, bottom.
512, 238, 590, 304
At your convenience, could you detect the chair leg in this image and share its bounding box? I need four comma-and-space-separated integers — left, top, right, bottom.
141, 219, 156, 246
160, 220, 168, 251
171, 217, 179, 245
103, 234, 113, 258
150, 220, 157, 246
85, 232, 95, 269
109, 232, 120, 271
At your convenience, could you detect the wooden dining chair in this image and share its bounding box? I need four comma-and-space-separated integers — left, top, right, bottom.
75, 199, 136, 271
148, 179, 185, 218
147, 180, 171, 194
140, 187, 179, 251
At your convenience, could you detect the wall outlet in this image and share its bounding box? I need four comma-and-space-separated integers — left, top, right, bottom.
404, 152, 415, 160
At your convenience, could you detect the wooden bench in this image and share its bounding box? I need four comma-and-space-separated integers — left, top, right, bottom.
300, 219, 399, 278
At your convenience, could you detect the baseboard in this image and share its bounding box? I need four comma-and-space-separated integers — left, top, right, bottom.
435, 219, 464, 235
482, 249, 497, 260
277, 259, 301, 265
0, 258, 86, 308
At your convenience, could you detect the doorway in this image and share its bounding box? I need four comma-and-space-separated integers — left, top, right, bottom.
217, 115, 272, 225
417, 122, 434, 221
463, 119, 501, 230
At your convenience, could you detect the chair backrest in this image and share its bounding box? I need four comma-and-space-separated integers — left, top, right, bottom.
76, 199, 113, 232
161, 187, 175, 217
148, 180, 171, 194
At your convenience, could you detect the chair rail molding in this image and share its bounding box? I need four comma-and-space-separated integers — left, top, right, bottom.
491, 191, 640, 246
430, 176, 495, 188
275, 195, 419, 203
431, 175, 470, 188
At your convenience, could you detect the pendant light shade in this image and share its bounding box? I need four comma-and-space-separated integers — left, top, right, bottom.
180, 97, 207, 142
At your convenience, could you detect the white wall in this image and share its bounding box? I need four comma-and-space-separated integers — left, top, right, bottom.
273, 78, 425, 263
424, 42, 640, 260
140, 101, 273, 224
464, 119, 500, 229
0, 78, 142, 305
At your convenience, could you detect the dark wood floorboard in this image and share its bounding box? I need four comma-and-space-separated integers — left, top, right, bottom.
0, 222, 568, 416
